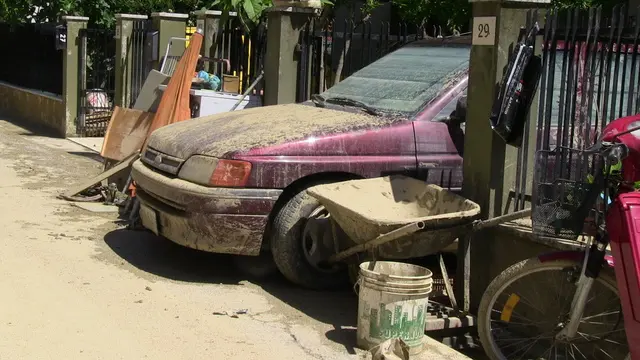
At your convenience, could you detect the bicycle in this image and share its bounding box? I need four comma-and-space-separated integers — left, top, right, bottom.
477, 117, 640, 360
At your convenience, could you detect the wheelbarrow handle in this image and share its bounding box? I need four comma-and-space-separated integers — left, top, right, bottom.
472, 208, 532, 231
328, 221, 425, 263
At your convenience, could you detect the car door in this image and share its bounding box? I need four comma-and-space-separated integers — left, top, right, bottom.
412, 88, 467, 191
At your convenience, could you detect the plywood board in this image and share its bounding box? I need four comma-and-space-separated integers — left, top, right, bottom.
100, 107, 154, 162
61, 152, 140, 199
133, 70, 170, 112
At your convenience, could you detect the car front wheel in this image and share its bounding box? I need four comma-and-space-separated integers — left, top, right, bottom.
270, 186, 349, 290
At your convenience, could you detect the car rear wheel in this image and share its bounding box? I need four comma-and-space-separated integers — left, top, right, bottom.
270, 186, 349, 289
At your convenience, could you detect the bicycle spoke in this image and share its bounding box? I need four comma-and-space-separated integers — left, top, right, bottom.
497, 333, 553, 350
571, 342, 589, 359
489, 303, 548, 327
578, 327, 625, 337
595, 344, 614, 359
581, 310, 621, 321
503, 332, 554, 358
480, 262, 627, 360
569, 342, 577, 360
491, 317, 553, 327
542, 342, 555, 359
602, 338, 625, 345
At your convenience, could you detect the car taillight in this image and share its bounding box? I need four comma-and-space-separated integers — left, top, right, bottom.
209, 159, 252, 187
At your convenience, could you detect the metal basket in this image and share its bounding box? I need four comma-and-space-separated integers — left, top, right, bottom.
532, 147, 604, 240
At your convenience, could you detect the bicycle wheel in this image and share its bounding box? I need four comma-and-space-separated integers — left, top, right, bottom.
478, 257, 628, 360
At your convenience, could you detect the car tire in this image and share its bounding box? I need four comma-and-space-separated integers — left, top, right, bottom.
270, 186, 349, 290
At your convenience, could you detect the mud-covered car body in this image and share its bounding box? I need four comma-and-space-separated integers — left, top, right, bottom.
131, 39, 471, 279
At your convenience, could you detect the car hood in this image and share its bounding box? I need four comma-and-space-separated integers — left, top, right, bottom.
146, 103, 394, 159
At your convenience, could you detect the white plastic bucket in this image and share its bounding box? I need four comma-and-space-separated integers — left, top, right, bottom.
356, 261, 433, 355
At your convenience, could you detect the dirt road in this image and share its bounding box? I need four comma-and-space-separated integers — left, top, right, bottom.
0, 118, 363, 360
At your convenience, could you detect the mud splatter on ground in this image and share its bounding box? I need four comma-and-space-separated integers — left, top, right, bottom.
0, 117, 362, 360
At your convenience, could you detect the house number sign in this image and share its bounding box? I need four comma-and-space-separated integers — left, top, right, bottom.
472, 16, 496, 46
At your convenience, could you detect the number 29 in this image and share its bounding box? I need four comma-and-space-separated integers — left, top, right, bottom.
477, 23, 490, 38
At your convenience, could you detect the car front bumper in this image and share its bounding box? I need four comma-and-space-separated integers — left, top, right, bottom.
131, 160, 282, 256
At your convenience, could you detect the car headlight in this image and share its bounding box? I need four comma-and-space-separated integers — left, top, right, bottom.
178, 155, 252, 187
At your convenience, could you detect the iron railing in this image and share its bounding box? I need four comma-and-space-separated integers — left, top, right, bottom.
296, 20, 440, 102
537, 5, 640, 153
508, 5, 640, 213
534, 5, 640, 196
192, 18, 266, 95
128, 19, 153, 107
77, 27, 116, 137
0, 22, 63, 95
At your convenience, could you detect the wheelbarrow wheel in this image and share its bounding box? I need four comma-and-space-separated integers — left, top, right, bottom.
270, 186, 349, 290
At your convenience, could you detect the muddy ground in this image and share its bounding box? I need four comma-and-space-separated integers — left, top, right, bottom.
0, 115, 490, 360
0, 117, 367, 360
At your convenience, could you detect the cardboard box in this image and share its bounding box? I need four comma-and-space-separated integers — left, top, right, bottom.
222, 75, 240, 94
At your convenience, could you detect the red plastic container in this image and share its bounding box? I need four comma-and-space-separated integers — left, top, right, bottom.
607, 192, 640, 359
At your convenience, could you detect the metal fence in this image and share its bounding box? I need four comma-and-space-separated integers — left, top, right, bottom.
0, 22, 63, 95
211, 18, 267, 95
128, 19, 153, 107
77, 27, 117, 137
296, 20, 432, 102
506, 5, 640, 213
537, 5, 640, 152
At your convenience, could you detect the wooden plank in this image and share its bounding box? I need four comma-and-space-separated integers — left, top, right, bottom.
60, 152, 140, 199
100, 106, 154, 161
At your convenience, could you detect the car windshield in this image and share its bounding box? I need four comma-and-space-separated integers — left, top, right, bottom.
319, 42, 470, 115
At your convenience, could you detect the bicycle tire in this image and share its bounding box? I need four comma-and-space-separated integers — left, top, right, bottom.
478, 256, 626, 360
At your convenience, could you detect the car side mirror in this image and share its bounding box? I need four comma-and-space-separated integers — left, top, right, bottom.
454, 95, 467, 123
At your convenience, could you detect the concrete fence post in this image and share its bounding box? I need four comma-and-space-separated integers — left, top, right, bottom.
114, 14, 149, 108
263, 6, 319, 106
151, 12, 189, 71
61, 16, 89, 137
461, 0, 549, 312
193, 10, 237, 73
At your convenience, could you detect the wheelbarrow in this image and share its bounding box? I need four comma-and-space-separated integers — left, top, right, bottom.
306, 174, 532, 313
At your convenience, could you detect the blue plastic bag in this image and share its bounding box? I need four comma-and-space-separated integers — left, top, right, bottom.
197, 71, 221, 91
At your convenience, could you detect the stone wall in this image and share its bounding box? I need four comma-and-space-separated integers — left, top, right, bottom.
0, 82, 66, 137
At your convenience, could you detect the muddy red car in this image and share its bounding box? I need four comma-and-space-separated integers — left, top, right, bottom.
131, 38, 470, 289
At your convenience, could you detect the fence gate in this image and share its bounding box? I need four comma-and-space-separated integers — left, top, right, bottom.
506, 5, 640, 215
537, 5, 640, 152
77, 27, 117, 137
296, 19, 423, 102
128, 19, 153, 108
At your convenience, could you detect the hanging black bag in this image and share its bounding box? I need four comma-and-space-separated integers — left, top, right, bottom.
490, 22, 542, 147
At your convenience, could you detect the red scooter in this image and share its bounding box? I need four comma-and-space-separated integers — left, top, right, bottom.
477, 115, 640, 360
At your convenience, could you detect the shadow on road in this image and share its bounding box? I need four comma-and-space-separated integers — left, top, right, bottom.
103, 228, 359, 339
325, 326, 359, 355
104, 229, 247, 285
102, 228, 481, 357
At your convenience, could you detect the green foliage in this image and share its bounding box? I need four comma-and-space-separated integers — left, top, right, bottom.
552, 0, 620, 9
0, 0, 208, 27
393, 0, 623, 34
209, 0, 271, 30
0, 0, 625, 32
394, 0, 470, 33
